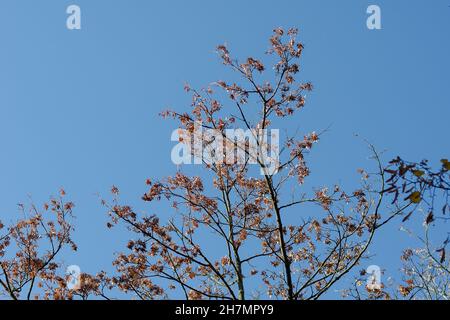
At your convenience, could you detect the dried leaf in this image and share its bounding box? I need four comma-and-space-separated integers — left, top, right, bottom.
425, 211, 434, 225
406, 191, 421, 204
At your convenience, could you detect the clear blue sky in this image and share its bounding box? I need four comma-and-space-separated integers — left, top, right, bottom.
0, 0, 449, 298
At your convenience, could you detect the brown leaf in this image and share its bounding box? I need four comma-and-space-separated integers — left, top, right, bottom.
406, 191, 421, 204
425, 211, 434, 225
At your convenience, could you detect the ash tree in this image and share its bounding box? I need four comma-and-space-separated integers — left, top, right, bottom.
1, 28, 447, 301
98, 28, 440, 300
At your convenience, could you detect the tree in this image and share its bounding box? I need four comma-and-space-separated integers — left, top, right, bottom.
99, 28, 430, 300
388, 158, 450, 300
0, 190, 77, 300
342, 158, 450, 300
1, 28, 447, 301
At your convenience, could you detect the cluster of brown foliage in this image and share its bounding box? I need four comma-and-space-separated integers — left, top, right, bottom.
343, 158, 449, 300
388, 158, 450, 299
0, 190, 76, 300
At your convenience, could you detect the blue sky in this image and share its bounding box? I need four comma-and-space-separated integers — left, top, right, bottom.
0, 0, 449, 298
